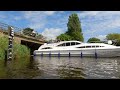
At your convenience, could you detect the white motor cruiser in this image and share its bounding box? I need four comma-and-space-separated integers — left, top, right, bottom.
34, 40, 120, 57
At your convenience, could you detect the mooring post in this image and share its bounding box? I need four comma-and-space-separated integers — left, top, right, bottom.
58, 51, 60, 59
41, 52, 43, 57
95, 49, 97, 59
81, 51, 83, 58
7, 26, 14, 60
49, 51, 51, 57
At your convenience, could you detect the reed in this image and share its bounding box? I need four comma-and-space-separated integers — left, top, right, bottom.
0, 35, 30, 60
0, 33, 31, 78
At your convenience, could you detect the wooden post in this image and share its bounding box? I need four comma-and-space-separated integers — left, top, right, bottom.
7, 26, 14, 60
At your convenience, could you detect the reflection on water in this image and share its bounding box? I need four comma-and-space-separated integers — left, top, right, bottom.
33, 56, 120, 79
33, 57, 86, 79
0, 57, 41, 79
0, 56, 120, 79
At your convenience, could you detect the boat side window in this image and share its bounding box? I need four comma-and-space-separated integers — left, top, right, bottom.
96, 46, 99, 48
92, 46, 96, 48
79, 46, 91, 48
75, 42, 81, 45
66, 42, 70, 46
71, 42, 76, 46
57, 43, 66, 47
77, 46, 86, 48
86, 46, 91, 48
77, 45, 104, 48
42, 47, 52, 49
91, 45, 100, 48
100, 46, 104, 47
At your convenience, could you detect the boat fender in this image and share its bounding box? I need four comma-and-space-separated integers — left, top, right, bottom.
95, 52, 97, 59
81, 51, 83, 58
58, 52, 60, 57
69, 52, 71, 57
49, 52, 51, 57
41, 52, 43, 57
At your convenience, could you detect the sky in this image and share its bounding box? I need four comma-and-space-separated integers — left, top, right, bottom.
0, 11, 120, 42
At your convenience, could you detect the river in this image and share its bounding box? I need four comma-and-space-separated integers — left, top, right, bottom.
0, 56, 120, 79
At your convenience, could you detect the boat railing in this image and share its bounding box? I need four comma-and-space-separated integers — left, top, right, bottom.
89, 40, 118, 46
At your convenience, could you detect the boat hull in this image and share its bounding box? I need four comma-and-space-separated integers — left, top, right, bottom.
34, 48, 120, 58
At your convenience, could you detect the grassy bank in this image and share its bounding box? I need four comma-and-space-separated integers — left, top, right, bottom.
0, 35, 30, 60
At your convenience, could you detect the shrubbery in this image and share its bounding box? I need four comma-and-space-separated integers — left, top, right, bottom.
0, 35, 30, 60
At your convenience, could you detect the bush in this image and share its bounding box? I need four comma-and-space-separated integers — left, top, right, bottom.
0, 36, 8, 60
106, 33, 120, 46
57, 34, 72, 41
0, 35, 30, 60
87, 37, 100, 43
13, 43, 30, 59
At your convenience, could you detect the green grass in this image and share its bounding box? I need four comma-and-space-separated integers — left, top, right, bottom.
0, 35, 31, 78
13, 43, 30, 59
0, 35, 30, 60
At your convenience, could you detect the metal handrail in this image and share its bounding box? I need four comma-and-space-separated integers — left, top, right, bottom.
0, 22, 45, 42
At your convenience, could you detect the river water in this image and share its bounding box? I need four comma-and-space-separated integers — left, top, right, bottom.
0, 56, 120, 79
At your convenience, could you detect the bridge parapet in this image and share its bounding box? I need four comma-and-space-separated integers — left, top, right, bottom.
0, 22, 45, 44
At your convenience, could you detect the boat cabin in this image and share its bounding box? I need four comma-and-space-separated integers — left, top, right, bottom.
57, 41, 81, 47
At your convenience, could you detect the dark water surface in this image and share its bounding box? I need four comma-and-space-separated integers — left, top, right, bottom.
0, 56, 120, 79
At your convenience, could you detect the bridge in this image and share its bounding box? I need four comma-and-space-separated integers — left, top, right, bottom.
0, 22, 45, 55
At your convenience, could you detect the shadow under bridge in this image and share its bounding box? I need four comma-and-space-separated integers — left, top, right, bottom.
21, 40, 43, 55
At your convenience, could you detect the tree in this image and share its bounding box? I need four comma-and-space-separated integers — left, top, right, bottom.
87, 37, 100, 43
56, 13, 84, 41
106, 33, 120, 40
66, 13, 84, 41
35, 34, 46, 40
23, 28, 35, 37
106, 33, 120, 46
69, 31, 84, 41
57, 34, 72, 41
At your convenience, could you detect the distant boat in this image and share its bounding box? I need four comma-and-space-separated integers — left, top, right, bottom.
33, 40, 120, 57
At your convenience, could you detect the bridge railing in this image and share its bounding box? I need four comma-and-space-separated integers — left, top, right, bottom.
0, 22, 45, 43
0, 22, 23, 34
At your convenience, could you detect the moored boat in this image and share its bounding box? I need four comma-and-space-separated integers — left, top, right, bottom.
33, 40, 120, 57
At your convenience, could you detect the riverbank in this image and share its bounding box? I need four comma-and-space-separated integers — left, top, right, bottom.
0, 35, 30, 60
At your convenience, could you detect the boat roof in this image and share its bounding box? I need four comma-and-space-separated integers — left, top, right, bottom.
39, 40, 117, 49
44, 40, 82, 46
57, 40, 83, 43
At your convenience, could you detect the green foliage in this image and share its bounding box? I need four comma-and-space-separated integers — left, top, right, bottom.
117, 39, 120, 46
23, 28, 35, 37
87, 37, 100, 43
66, 13, 84, 41
35, 33, 46, 40
0, 36, 8, 60
13, 43, 30, 59
106, 33, 120, 46
23, 28, 46, 40
0, 35, 30, 60
57, 34, 72, 41
67, 13, 82, 34
35, 34, 43, 39
57, 13, 84, 41
0, 36, 8, 77
106, 33, 120, 40
69, 31, 84, 41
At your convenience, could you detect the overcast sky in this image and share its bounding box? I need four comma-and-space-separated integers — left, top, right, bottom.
0, 11, 120, 42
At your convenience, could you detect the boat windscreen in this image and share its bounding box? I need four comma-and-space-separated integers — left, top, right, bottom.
75, 42, 81, 45
41, 47, 52, 49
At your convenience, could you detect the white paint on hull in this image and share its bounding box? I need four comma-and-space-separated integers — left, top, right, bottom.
34, 48, 120, 57
33, 41, 120, 58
